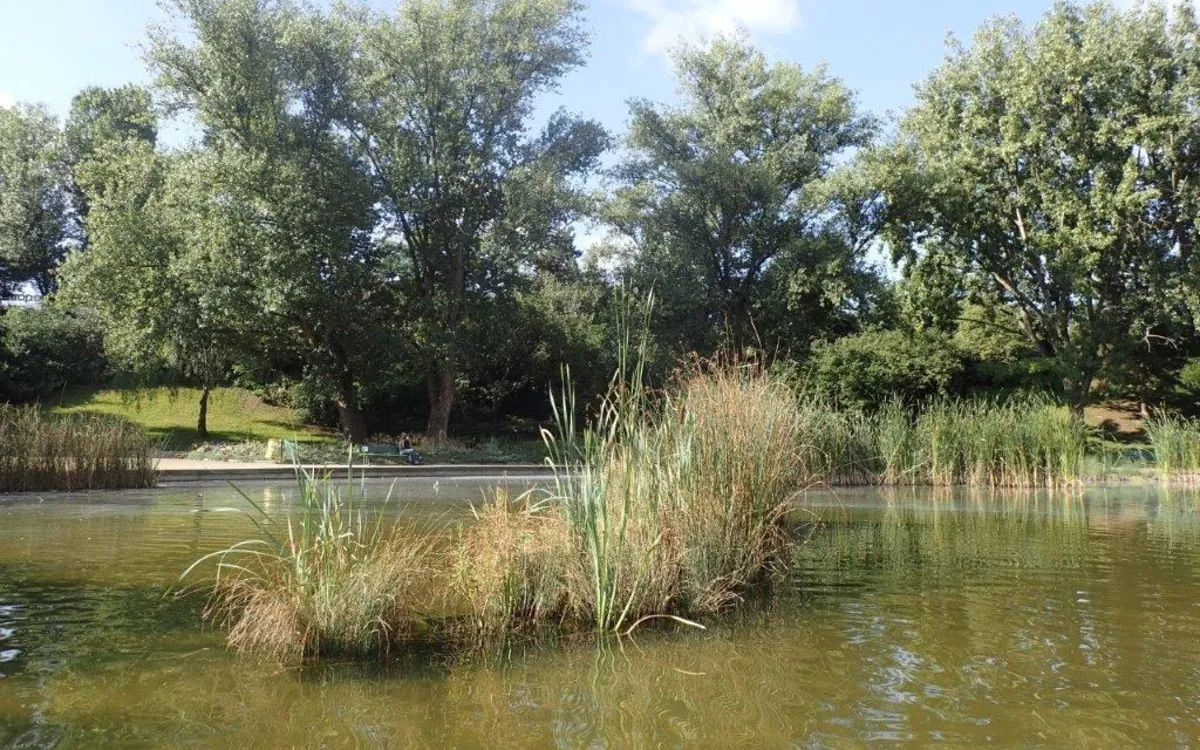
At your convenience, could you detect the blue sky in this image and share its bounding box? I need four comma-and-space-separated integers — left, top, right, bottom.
1, 0, 1074, 139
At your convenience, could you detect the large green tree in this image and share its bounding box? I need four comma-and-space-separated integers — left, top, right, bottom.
0, 104, 72, 295
878, 1, 1200, 409
605, 34, 876, 356
343, 0, 606, 437
58, 145, 236, 438
145, 0, 392, 441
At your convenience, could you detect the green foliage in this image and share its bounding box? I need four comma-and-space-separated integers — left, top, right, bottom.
877, 1, 1200, 407
346, 0, 605, 437
0, 104, 72, 295
58, 144, 241, 437
1178, 359, 1200, 397
606, 33, 877, 356
459, 272, 614, 417
139, 0, 395, 441
806, 330, 964, 410
62, 85, 158, 224
0, 305, 107, 402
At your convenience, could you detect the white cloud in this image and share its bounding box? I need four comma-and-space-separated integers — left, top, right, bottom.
624, 0, 801, 58
0, 91, 14, 109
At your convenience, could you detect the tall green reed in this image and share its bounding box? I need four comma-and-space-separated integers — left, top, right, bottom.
785, 395, 1088, 487
1144, 413, 1200, 477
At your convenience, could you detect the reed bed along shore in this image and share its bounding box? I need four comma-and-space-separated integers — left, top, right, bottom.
1144, 414, 1200, 478
0, 405, 156, 491
791, 396, 1090, 488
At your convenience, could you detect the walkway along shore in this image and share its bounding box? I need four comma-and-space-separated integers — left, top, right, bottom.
153, 458, 553, 485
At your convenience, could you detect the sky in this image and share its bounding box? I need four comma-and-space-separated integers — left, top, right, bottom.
0, 0, 1081, 140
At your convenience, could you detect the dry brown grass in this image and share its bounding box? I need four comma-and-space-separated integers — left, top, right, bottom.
0, 405, 156, 491
184, 470, 437, 663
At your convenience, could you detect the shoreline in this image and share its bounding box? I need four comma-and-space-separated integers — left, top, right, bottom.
152, 458, 553, 485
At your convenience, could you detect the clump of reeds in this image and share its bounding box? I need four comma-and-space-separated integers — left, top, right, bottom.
0, 405, 156, 491
1144, 413, 1200, 477
455, 296, 809, 635
785, 395, 1089, 488
180, 467, 433, 663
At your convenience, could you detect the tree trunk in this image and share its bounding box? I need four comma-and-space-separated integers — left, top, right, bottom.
327, 339, 369, 444
336, 399, 369, 444
196, 386, 210, 440
725, 298, 748, 358
425, 363, 455, 439
1065, 375, 1093, 417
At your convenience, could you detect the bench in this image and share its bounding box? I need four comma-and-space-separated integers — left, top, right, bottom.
360, 443, 421, 465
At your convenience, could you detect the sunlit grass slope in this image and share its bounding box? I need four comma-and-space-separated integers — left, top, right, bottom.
51, 387, 331, 448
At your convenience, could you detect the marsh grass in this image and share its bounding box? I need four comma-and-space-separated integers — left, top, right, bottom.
0, 405, 156, 491
179, 464, 434, 663
791, 395, 1089, 488
455, 294, 809, 635
1144, 414, 1200, 477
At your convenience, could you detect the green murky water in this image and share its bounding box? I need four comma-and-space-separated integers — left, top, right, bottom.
1, 480, 1198, 748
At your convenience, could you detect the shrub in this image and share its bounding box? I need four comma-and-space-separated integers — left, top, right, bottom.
0, 306, 108, 402
806, 330, 964, 411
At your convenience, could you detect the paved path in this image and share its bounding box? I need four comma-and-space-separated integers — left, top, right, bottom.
154, 458, 551, 484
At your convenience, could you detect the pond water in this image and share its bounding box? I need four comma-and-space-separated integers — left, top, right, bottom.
1, 479, 1198, 748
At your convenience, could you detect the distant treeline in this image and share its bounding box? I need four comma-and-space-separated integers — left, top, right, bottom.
2, 0, 1199, 441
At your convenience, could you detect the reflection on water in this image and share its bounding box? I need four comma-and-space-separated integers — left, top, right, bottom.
1, 481, 1198, 747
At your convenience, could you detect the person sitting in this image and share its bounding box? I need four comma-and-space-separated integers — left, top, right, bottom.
399, 435, 421, 465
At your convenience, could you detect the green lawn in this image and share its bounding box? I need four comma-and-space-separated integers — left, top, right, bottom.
52, 387, 333, 449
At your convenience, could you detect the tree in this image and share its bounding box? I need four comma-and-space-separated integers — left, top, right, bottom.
877, 1, 1200, 410
0, 104, 72, 295
605, 34, 875, 357
146, 0, 392, 442
63, 85, 158, 230
57, 145, 237, 439
344, 0, 606, 437
807, 329, 965, 411
0, 304, 107, 403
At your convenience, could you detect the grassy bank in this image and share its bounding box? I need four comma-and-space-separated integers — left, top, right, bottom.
52, 387, 331, 448
0, 405, 156, 491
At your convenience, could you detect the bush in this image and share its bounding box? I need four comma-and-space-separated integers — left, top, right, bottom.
0, 306, 108, 402
1177, 358, 1200, 398
806, 329, 964, 410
